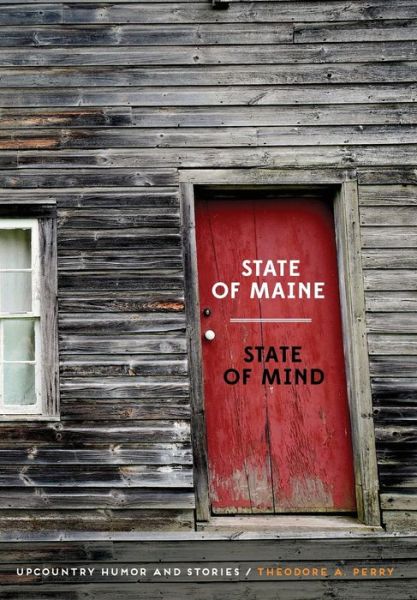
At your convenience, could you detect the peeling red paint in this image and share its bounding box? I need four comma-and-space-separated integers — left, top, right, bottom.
146, 301, 185, 312
195, 197, 356, 514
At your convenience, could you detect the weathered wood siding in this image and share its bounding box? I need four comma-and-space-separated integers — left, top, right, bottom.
0, 0, 416, 533
0, 537, 417, 598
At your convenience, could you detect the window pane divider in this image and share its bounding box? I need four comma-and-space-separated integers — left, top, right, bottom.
3, 361, 36, 365
0, 314, 40, 319
0, 269, 32, 272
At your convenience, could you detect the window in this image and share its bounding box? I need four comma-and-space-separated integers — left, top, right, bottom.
0, 217, 58, 419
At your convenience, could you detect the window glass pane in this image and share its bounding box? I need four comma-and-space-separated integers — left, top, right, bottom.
0, 272, 32, 313
3, 363, 36, 406
0, 229, 31, 269
3, 319, 35, 361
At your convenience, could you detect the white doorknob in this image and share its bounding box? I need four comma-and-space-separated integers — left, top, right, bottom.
204, 330, 216, 341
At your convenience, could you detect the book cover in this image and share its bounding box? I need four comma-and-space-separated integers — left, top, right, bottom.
0, 0, 416, 598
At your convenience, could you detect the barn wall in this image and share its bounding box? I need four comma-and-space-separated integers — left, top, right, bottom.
0, 0, 416, 533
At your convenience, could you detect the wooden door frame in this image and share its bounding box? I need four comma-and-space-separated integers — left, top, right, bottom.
180, 168, 381, 527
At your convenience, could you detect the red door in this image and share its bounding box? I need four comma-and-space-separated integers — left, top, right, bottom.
195, 195, 356, 514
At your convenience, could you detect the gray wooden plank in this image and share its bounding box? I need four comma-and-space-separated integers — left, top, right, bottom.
0, 510, 194, 534
2, 63, 417, 86
57, 228, 181, 250
0, 188, 178, 204
0, 489, 195, 509
58, 253, 183, 272
366, 292, 417, 312
130, 104, 417, 127
0, 580, 417, 600
181, 182, 209, 521
61, 400, 191, 420
0, 23, 293, 46
368, 335, 417, 355
2, 146, 415, 174
0, 421, 191, 445
360, 206, 417, 226
0, 540, 116, 562
366, 312, 417, 333
294, 19, 417, 43
381, 494, 417, 510
0, 106, 134, 127
0, 535, 414, 562
38, 217, 60, 418
60, 376, 189, 400
0, 446, 193, 465
334, 180, 380, 525
1, 42, 417, 66
59, 334, 187, 356
363, 250, 417, 269
381, 477, 417, 489
359, 185, 417, 205
362, 229, 417, 249
384, 512, 417, 532
0, 169, 178, 188
0, 0, 215, 2
2, 125, 417, 149
0, 464, 193, 487
59, 314, 185, 334
358, 168, 417, 184
1, 84, 415, 107
375, 407, 417, 422
60, 355, 187, 377
0, 2, 414, 25
375, 425, 417, 444
58, 208, 180, 228
370, 356, 417, 377
378, 449, 417, 462
58, 273, 183, 291
371, 378, 417, 392
364, 270, 417, 290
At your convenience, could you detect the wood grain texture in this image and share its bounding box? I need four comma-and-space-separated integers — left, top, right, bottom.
0, 2, 415, 25
0, 0, 415, 536
0, 489, 195, 509
294, 19, 417, 43
1, 125, 417, 150
334, 181, 380, 525
0, 464, 193, 487
359, 185, 417, 206
2, 63, 417, 86
0, 24, 293, 46
366, 292, 417, 312
0, 580, 417, 600
0, 84, 415, 107
0, 510, 194, 532
39, 218, 60, 417
9, 145, 417, 171
1, 42, 417, 67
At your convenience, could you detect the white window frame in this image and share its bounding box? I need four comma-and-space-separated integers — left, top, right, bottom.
0, 218, 50, 417
0, 208, 59, 421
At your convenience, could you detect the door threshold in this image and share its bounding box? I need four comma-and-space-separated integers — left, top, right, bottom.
197, 515, 382, 536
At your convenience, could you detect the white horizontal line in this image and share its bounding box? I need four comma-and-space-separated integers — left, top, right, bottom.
230, 318, 312, 323
0, 269, 32, 273
2, 361, 36, 365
